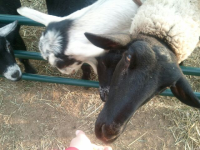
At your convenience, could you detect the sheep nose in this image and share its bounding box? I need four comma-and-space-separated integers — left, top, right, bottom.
95, 122, 120, 143
11, 70, 21, 80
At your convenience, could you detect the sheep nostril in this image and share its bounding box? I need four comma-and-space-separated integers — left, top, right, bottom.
101, 124, 106, 138
11, 70, 20, 78
101, 124, 114, 142
100, 123, 121, 143
11, 70, 22, 81
102, 124, 106, 132
102, 124, 111, 141
15, 75, 22, 81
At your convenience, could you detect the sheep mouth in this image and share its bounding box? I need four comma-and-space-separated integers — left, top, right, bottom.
11, 76, 22, 81
95, 123, 123, 143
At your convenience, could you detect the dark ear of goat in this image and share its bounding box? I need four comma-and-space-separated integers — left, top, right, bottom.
170, 75, 200, 108
84, 32, 131, 50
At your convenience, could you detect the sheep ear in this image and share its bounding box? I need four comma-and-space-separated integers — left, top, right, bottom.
0, 21, 18, 37
133, 0, 142, 6
17, 7, 62, 26
84, 32, 131, 50
170, 75, 200, 108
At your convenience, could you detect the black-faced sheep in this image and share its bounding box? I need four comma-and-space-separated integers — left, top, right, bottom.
85, 0, 200, 143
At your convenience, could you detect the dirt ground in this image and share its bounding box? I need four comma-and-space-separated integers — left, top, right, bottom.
0, 0, 200, 150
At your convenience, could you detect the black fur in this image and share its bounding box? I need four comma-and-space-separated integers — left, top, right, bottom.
81, 65, 91, 90
46, 0, 97, 17
97, 50, 125, 102
55, 55, 82, 70
0, 37, 16, 75
0, 0, 37, 74
44, 18, 82, 72
85, 33, 200, 143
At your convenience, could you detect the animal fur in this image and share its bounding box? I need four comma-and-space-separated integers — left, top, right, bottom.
18, 0, 141, 74
130, 0, 200, 63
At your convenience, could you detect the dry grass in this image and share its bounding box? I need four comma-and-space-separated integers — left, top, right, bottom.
0, 0, 199, 150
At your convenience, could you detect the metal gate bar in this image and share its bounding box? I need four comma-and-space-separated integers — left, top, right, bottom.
0, 14, 200, 99
14, 50, 200, 76
1, 73, 200, 98
0, 14, 43, 26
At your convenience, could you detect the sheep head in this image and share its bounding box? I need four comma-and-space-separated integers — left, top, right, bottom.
17, 7, 102, 75
0, 21, 22, 81
85, 32, 200, 143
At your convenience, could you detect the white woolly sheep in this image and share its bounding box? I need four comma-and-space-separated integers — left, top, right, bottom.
130, 0, 200, 63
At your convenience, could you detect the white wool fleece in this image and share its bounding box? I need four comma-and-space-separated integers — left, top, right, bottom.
130, 0, 200, 63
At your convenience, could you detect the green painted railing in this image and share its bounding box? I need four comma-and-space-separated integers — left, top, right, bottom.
14, 50, 44, 60
22, 73, 99, 88
0, 14, 43, 26
14, 50, 200, 76
1, 14, 200, 98
1, 73, 200, 98
161, 89, 200, 99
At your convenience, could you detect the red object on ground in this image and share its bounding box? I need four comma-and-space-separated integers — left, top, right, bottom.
65, 147, 79, 150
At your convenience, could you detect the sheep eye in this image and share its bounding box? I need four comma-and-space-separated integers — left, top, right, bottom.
126, 54, 131, 62
6, 41, 11, 50
7, 44, 11, 49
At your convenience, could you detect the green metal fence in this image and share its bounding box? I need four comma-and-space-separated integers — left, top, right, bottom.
0, 14, 200, 98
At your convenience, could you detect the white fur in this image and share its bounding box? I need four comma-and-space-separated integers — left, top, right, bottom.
83, 57, 98, 74
58, 62, 83, 75
17, 4, 93, 26
130, 0, 200, 63
66, 0, 139, 57
48, 53, 57, 67
39, 30, 63, 59
0, 21, 17, 37
6, 41, 10, 53
64, 0, 140, 73
18, 0, 140, 74
17, 7, 62, 26
3, 64, 22, 81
